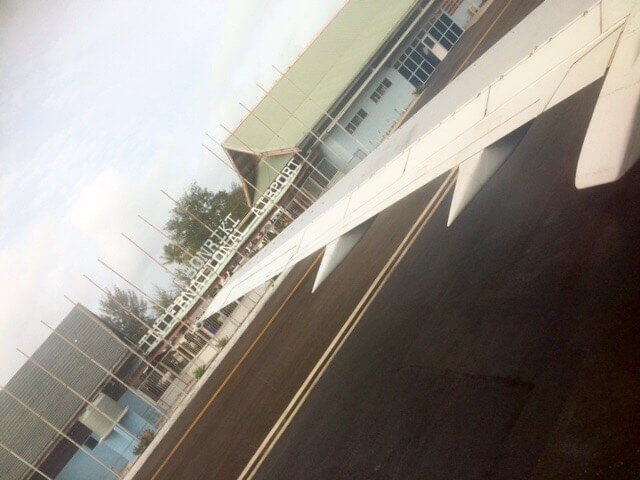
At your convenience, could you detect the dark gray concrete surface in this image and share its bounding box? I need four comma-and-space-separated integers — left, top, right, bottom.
134, 1, 640, 478
256, 77, 640, 480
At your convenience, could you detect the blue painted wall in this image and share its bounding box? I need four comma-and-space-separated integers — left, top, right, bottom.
322, 66, 415, 172
56, 391, 160, 479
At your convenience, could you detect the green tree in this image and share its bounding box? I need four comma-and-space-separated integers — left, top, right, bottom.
162, 182, 248, 265
151, 285, 177, 317
133, 430, 155, 455
193, 364, 207, 380
99, 287, 153, 345
162, 243, 189, 266
172, 266, 195, 287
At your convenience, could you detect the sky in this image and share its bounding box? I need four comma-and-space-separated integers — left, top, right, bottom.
0, 0, 345, 383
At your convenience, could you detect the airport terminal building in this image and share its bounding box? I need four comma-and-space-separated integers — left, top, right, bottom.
223, 0, 474, 214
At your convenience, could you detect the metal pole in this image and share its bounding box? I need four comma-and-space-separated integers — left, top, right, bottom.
272, 65, 372, 154
0, 385, 124, 480
94, 261, 214, 365
138, 215, 198, 264
82, 275, 198, 362
0, 439, 55, 480
255, 82, 349, 167
120, 233, 189, 287
219, 124, 318, 206
16, 349, 140, 444
238, 101, 333, 186
119, 233, 219, 323
96, 259, 204, 340
65, 297, 189, 396
135, 214, 260, 317
40, 320, 168, 421
202, 142, 297, 221
160, 190, 248, 261
136, 216, 238, 310
137, 215, 220, 280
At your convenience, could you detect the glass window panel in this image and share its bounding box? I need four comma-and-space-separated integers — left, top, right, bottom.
416, 68, 429, 82
423, 57, 436, 70
310, 170, 329, 188
434, 20, 447, 34
317, 158, 338, 178
429, 26, 442, 40
405, 58, 418, 71
303, 177, 323, 198
398, 65, 412, 80
409, 76, 422, 88
426, 50, 441, 67
451, 24, 463, 36
441, 38, 453, 50
445, 30, 458, 43
410, 50, 424, 64
441, 14, 453, 26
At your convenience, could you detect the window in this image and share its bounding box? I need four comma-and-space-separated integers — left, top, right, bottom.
345, 109, 368, 134
370, 78, 393, 103
427, 12, 463, 51
85, 436, 99, 450
316, 157, 338, 180
394, 42, 440, 88
300, 157, 339, 201
393, 12, 463, 88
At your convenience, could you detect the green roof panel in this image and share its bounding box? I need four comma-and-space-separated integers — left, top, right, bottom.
255, 154, 295, 196
224, 0, 419, 154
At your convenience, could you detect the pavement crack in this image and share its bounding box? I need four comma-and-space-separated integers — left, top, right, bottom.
408, 365, 535, 391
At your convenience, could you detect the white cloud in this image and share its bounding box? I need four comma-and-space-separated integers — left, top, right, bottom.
0, 0, 345, 383
0, 216, 90, 381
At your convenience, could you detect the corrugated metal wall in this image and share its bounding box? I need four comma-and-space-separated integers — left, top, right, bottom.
0, 305, 127, 480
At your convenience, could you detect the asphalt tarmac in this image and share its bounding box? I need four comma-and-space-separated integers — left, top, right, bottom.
134, 1, 640, 478
254, 79, 640, 480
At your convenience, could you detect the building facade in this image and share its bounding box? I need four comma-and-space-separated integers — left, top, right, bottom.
221, 0, 473, 221
0, 305, 160, 480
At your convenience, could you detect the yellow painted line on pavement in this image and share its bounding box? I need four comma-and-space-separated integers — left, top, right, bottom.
150, 254, 322, 480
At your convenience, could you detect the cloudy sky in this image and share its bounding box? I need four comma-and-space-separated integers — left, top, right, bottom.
0, 0, 344, 382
